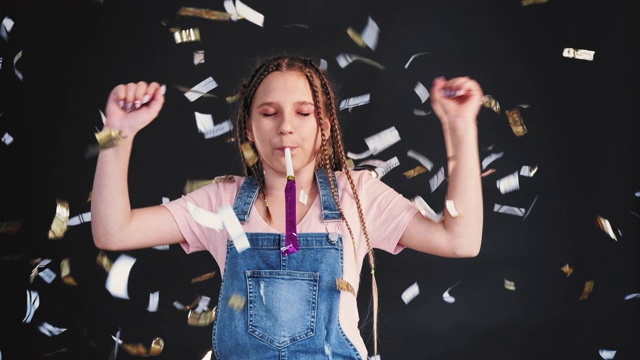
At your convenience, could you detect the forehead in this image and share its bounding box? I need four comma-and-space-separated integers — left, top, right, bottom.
253, 71, 312, 103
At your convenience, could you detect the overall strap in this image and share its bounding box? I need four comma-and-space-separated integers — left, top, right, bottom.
315, 169, 342, 222
232, 176, 259, 224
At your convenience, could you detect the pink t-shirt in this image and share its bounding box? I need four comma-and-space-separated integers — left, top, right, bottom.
163, 169, 420, 358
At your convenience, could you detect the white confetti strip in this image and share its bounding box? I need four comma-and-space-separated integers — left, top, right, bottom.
218, 205, 250, 253
412, 195, 442, 222
147, 291, 160, 312
598, 349, 616, 359
497, 171, 520, 194
414, 81, 429, 103
23, 290, 40, 324
404, 52, 429, 68
481, 151, 504, 170
563, 48, 595, 61
445, 199, 459, 217
38, 322, 67, 337
428, 166, 445, 193
105, 254, 137, 300
67, 211, 91, 226
2, 132, 14, 145
339, 93, 370, 111
401, 282, 420, 304
184, 77, 218, 102
359, 16, 380, 51
187, 202, 223, 230
407, 149, 433, 171
235, 0, 264, 27
442, 281, 460, 303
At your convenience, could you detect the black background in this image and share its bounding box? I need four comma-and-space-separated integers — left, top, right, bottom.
1, 0, 638, 359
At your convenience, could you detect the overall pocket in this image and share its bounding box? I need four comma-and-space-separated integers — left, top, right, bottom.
245, 270, 319, 349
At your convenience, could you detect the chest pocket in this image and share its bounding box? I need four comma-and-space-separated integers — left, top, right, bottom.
246, 270, 319, 349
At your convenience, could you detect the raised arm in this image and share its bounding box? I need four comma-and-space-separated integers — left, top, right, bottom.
399, 76, 484, 257
91, 81, 184, 251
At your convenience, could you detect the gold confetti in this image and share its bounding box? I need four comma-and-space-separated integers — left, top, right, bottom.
172, 28, 201, 44
48, 199, 70, 239
226, 93, 240, 103
60, 258, 79, 286
188, 306, 217, 327
480, 168, 496, 177
521, 0, 549, 5
241, 141, 258, 167
403, 165, 428, 179
228, 293, 246, 311
346, 27, 367, 48
560, 263, 574, 278
336, 278, 356, 296
505, 108, 528, 136
95, 128, 125, 150
176, 6, 236, 21
504, 278, 516, 291
595, 215, 618, 241
579, 280, 594, 300
184, 179, 214, 194
96, 251, 113, 273
345, 159, 355, 170
121, 337, 164, 357
481, 95, 501, 114
191, 271, 216, 283
0, 220, 22, 234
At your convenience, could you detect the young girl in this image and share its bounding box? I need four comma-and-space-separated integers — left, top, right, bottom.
91, 55, 484, 359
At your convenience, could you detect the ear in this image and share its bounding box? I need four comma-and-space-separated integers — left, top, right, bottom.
246, 118, 254, 142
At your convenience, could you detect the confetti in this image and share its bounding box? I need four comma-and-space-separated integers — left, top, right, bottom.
335, 53, 385, 70
519, 165, 538, 177
347, 126, 400, 160
560, 263, 574, 277
0, 15, 15, 42
346, 16, 379, 50
2, 131, 14, 145
191, 271, 216, 283
481, 95, 500, 114
235, 0, 264, 27
404, 52, 429, 69
480, 168, 496, 177
595, 215, 618, 241
579, 280, 594, 300
428, 167, 446, 193
481, 151, 504, 170
176, 6, 235, 21
228, 293, 246, 311
521, 0, 549, 5
412, 195, 442, 222
407, 149, 434, 171
504, 278, 516, 291
0, 220, 22, 234
67, 211, 91, 226
241, 141, 258, 166
172, 27, 201, 44
299, 188, 309, 205
38, 322, 67, 337
60, 258, 78, 286
194, 112, 234, 139
497, 171, 520, 194
120, 337, 164, 357
339, 93, 370, 111
403, 165, 428, 179
494, 203, 526, 217
193, 50, 205, 65
105, 254, 137, 300
183, 179, 214, 194
401, 282, 420, 304
562, 48, 595, 61
598, 349, 616, 359
183, 77, 218, 102
445, 199, 460, 217
48, 199, 70, 239
22, 290, 40, 324
505, 108, 528, 136
188, 306, 216, 326
187, 202, 223, 230
336, 278, 356, 296
96, 251, 113, 273
219, 205, 250, 253
442, 281, 460, 303
414, 81, 430, 103
624, 293, 640, 300
95, 128, 125, 150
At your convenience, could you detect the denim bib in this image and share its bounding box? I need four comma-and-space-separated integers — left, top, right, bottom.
212, 169, 362, 359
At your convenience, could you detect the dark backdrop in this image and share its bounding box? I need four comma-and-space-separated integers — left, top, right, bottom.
1, 0, 638, 359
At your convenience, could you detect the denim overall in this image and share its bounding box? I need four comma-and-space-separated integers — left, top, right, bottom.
212, 169, 362, 360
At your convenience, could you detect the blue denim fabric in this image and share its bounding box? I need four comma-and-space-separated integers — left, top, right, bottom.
213, 170, 362, 359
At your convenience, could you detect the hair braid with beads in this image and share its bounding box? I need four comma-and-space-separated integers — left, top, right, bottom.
233, 55, 381, 356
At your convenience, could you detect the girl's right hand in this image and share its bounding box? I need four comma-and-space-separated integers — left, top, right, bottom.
104, 81, 165, 137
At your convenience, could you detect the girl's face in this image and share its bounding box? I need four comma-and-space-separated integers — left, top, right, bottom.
247, 70, 327, 178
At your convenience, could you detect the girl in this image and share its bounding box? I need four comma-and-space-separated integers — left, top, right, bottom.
91, 55, 484, 359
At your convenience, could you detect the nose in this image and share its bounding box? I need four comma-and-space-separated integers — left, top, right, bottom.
277, 113, 294, 135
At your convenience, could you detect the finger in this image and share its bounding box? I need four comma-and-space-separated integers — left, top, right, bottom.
143, 82, 162, 105
133, 81, 149, 110
123, 82, 139, 112
110, 84, 128, 110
